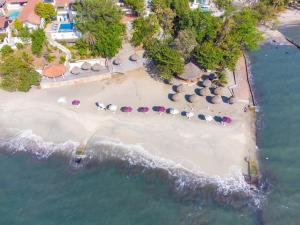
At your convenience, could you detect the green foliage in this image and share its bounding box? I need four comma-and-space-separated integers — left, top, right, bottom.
31, 28, 45, 56
19, 27, 31, 40
35, 2, 56, 21
1, 45, 13, 57
0, 33, 6, 42
131, 15, 159, 46
45, 53, 55, 62
59, 55, 66, 64
193, 42, 224, 70
21, 52, 33, 64
145, 39, 184, 81
0, 56, 40, 92
217, 71, 228, 86
13, 19, 23, 31
173, 29, 197, 61
16, 42, 24, 49
124, 0, 144, 14
74, 0, 125, 58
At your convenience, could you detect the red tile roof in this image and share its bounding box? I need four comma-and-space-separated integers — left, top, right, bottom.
18, 0, 41, 25
42, 64, 66, 78
55, 0, 72, 6
0, 16, 6, 29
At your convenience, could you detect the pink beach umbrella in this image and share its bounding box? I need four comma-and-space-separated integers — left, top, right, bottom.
157, 106, 166, 114
122, 106, 133, 113
72, 99, 80, 107
139, 107, 149, 113
222, 116, 232, 124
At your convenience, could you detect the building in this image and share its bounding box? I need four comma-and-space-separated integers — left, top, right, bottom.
54, 0, 75, 22
0, 16, 9, 33
190, 0, 211, 11
18, 0, 44, 30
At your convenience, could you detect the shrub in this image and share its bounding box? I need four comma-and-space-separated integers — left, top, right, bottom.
0, 33, 7, 42
0, 56, 40, 92
31, 28, 45, 56
45, 54, 55, 62
1, 45, 13, 57
16, 42, 24, 49
59, 55, 66, 64
21, 52, 33, 64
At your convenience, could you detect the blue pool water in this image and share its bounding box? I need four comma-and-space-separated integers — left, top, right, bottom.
9, 11, 20, 20
59, 23, 74, 32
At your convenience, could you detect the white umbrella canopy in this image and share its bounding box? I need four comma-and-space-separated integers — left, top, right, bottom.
186, 112, 194, 119
169, 108, 179, 116
96, 102, 106, 110
57, 97, 67, 105
205, 115, 213, 122
108, 104, 118, 112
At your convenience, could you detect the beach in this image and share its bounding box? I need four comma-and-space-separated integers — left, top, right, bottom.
0, 67, 256, 180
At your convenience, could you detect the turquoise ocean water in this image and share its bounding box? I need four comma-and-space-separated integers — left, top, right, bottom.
0, 27, 300, 225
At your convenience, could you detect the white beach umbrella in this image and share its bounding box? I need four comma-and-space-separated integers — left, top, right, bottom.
186, 112, 194, 119
108, 104, 118, 113
57, 97, 67, 105
169, 108, 179, 116
97, 102, 106, 110
205, 115, 213, 122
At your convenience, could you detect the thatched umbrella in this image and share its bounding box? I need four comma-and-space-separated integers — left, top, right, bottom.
189, 94, 200, 103
171, 93, 181, 102
176, 84, 186, 93
130, 53, 138, 61
203, 79, 212, 87
229, 96, 237, 104
71, 66, 81, 75
199, 87, 210, 96
211, 95, 222, 104
113, 57, 121, 65
214, 87, 224, 95
92, 63, 102, 71
81, 62, 91, 70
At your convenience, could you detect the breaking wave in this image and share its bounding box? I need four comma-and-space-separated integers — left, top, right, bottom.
0, 129, 264, 208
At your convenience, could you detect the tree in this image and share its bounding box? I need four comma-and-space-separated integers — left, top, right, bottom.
1, 45, 13, 57
0, 56, 40, 92
173, 29, 197, 61
193, 41, 224, 70
131, 14, 159, 46
13, 19, 23, 31
31, 28, 46, 56
74, 0, 125, 57
123, 0, 144, 15
35, 2, 56, 22
145, 39, 184, 80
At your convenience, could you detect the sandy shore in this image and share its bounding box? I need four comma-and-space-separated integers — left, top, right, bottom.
258, 8, 300, 44
0, 67, 256, 180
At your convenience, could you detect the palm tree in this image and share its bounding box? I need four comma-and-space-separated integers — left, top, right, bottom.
83, 31, 96, 46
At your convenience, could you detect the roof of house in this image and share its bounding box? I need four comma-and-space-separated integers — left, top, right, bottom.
0, 16, 7, 29
42, 64, 66, 78
55, 0, 73, 6
6, 0, 28, 4
18, 0, 41, 25
179, 62, 205, 81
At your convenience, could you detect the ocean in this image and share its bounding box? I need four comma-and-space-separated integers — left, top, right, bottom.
0, 26, 300, 225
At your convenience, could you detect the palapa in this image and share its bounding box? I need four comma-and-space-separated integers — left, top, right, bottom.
199, 87, 210, 96
113, 58, 121, 65
81, 62, 91, 70
214, 87, 224, 95
229, 96, 237, 104
176, 84, 187, 93
92, 63, 103, 71
130, 53, 138, 61
211, 95, 222, 104
203, 79, 212, 87
189, 94, 200, 103
71, 66, 81, 75
171, 93, 181, 102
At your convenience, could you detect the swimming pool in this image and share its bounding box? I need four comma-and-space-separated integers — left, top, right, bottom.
58, 23, 74, 32
9, 11, 20, 20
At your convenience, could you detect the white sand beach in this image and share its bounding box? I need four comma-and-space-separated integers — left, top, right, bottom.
0, 67, 256, 179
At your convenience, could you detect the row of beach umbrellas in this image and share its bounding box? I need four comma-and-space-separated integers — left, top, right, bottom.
93, 102, 232, 123
70, 99, 232, 123
71, 62, 105, 75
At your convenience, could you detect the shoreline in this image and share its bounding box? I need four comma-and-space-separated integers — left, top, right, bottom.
0, 65, 256, 187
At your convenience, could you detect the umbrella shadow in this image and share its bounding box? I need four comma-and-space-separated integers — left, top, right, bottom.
222, 96, 229, 103
208, 73, 217, 80
184, 94, 191, 103
194, 88, 201, 96
120, 106, 127, 112
181, 111, 188, 117
206, 96, 213, 104
172, 85, 178, 92
166, 108, 172, 114
95, 102, 99, 107
214, 116, 223, 123
198, 114, 206, 120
